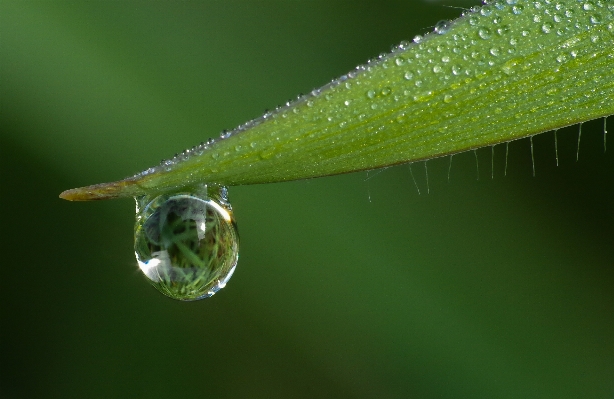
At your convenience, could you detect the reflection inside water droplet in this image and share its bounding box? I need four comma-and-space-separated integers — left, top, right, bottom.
134, 184, 239, 301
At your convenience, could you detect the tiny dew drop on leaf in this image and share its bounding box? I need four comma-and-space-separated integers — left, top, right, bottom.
134, 185, 238, 300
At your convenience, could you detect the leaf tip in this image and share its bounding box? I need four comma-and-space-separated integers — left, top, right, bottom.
59, 179, 140, 201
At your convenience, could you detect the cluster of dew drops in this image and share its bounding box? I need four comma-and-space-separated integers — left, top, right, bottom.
134, 0, 613, 180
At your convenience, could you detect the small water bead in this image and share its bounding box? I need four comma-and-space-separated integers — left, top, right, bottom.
542, 23, 554, 33
478, 27, 492, 39
512, 4, 524, 14
134, 184, 239, 301
404, 71, 414, 80
434, 20, 451, 34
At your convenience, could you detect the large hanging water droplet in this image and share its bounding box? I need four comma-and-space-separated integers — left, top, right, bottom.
134, 184, 239, 301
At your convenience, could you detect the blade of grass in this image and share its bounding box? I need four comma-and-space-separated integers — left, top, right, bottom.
61, 0, 614, 201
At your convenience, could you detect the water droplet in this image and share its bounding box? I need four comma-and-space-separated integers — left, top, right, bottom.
490, 47, 500, 56
413, 35, 423, 43
433, 65, 442, 73
478, 27, 492, 39
404, 71, 414, 80
501, 58, 519, 75
542, 23, 554, 33
344, 100, 351, 106
451, 65, 462, 75
434, 20, 451, 34
443, 94, 453, 103
367, 90, 376, 99
556, 53, 568, 62
134, 185, 239, 301
512, 4, 524, 14
381, 87, 392, 96
395, 57, 405, 66
590, 14, 602, 24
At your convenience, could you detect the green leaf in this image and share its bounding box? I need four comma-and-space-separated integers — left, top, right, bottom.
60, 0, 614, 201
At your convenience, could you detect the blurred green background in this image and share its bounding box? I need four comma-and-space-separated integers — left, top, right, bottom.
2, 1, 613, 398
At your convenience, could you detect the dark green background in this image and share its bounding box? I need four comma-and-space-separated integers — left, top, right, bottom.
2, 2, 613, 398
